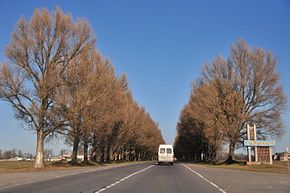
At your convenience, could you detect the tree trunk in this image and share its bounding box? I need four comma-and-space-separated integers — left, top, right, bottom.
225, 142, 236, 164
121, 148, 125, 160
229, 142, 235, 159
105, 142, 111, 163
90, 134, 97, 162
99, 146, 105, 163
71, 135, 79, 164
83, 140, 89, 163
34, 129, 45, 168
91, 146, 97, 162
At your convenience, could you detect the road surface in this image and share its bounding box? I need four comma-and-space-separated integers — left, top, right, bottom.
0, 162, 289, 193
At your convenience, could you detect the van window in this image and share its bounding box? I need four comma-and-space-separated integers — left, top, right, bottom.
166, 148, 172, 154
160, 148, 165, 154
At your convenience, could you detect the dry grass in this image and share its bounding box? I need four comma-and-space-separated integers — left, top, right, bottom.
0, 160, 151, 174
0, 161, 82, 173
210, 161, 290, 175
0, 161, 34, 170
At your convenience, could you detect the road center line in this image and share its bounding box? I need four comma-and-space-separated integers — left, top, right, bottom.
182, 164, 227, 193
94, 164, 154, 193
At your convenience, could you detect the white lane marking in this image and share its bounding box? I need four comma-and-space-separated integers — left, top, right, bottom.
94, 165, 154, 193
182, 164, 227, 193
0, 162, 148, 190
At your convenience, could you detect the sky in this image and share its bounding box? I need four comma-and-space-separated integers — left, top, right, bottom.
0, 0, 290, 155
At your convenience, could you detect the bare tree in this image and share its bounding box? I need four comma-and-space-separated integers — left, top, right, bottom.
88, 62, 128, 163
44, 148, 53, 159
201, 40, 287, 161
174, 105, 206, 161
115, 94, 164, 161
2, 151, 12, 159
0, 8, 95, 168
175, 40, 287, 163
55, 49, 101, 164
89, 81, 165, 162
18, 150, 24, 158
175, 83, 225, 162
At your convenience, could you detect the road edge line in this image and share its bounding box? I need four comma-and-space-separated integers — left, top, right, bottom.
94, 164, 154, 193
182, 163, 227, 193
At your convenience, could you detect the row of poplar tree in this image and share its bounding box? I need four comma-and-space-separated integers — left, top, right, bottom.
174, 40, 287, 163
0, 8, 164, 168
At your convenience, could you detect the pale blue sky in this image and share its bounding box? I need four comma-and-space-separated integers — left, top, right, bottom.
0, 0, 289, 155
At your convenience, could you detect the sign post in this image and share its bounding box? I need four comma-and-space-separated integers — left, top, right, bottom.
247, 125, 251, 162
254, 124, 258, 162
269, 146, 273, 165
286, 146, 289, 170
244, 124, 275, 165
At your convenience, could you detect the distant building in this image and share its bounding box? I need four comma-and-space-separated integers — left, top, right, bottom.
8, 157, 24, 161
60, 152, 90, 162
61, 152, 72, 160
280, 152, 289, 161
50, 156, 62, 162
273, 152, 289, 161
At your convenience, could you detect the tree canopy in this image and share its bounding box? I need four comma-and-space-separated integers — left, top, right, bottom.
0, 7, 164, 168
174, 40, 287, 162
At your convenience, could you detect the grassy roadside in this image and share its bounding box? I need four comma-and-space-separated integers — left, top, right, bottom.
0, 160, 153, 174
192, 161, 290, 175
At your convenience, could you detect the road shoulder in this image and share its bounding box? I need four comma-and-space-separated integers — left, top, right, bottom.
0, 161, 152, 190
184, 163, 290, 193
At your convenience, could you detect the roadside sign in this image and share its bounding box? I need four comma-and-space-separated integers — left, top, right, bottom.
244, 140, 275, 147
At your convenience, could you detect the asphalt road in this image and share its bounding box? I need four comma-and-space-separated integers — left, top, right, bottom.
0, 162, 289, 193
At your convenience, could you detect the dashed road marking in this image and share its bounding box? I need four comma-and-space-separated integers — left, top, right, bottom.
94, 165, 154, 193
182, 164, 227, 193
0, 162, 149, 190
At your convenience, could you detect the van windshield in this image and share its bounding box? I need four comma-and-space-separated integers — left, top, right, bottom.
166, 148, 172, 154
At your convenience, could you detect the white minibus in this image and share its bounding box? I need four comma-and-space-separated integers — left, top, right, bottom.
158, 144, 174, 165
